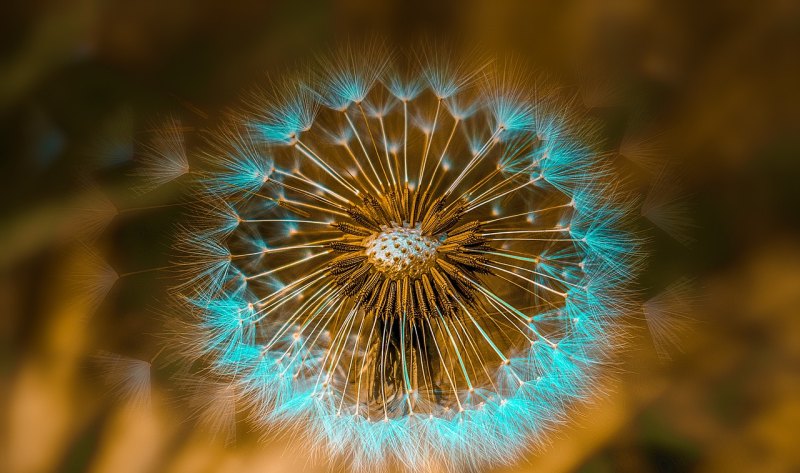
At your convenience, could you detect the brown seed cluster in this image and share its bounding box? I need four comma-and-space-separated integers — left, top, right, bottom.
363, 225, 440, 280
326, 185, 494, 320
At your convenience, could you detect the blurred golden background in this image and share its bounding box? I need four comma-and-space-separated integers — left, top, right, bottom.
2, 1, 799, 472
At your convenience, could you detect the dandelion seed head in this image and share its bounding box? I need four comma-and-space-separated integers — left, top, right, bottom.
173, 45, 643, 471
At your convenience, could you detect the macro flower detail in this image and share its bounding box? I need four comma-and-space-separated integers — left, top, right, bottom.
173, 46, 642, 471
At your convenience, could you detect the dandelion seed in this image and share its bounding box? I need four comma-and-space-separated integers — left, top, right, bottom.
66, 246, 119, 317
72, 180, 118, 242
642, 167, 696, 246
247, 75, 320, 144
131, 115, 190, 194
200, 123, 273, 197
644, 278, 698, 361
618, 127, 667, 175
171, 45, 643, 471
180, 377, 239, 444
92, 351, 152, 409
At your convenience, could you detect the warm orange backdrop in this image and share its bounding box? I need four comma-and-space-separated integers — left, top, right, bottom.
2, 1, 799, 472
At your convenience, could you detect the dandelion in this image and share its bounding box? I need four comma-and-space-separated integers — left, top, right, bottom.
172, 46, 642, 471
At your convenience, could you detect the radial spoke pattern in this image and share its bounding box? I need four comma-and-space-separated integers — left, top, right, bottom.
172, 46, 642, 471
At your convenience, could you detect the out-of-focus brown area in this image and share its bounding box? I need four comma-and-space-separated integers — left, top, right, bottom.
1, 1, 799, 472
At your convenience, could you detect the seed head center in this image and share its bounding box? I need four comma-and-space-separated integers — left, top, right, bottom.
363, 225, 440, 280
